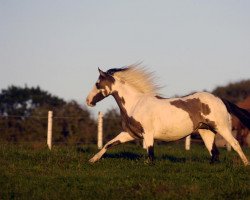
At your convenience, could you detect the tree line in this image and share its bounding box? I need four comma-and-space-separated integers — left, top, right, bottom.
0, 86, 97, 144
0, 79, 249, 144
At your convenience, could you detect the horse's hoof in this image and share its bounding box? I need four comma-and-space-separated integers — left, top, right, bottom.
89, 159, 97, 163
210, 159, 220, 165
89, 156, 99, 163
144, 159, 155, 166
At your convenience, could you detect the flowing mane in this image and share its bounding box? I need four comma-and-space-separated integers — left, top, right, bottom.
110, 64, 161, 95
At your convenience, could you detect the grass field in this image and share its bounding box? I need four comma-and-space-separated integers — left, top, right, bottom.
0, 142, 250, 200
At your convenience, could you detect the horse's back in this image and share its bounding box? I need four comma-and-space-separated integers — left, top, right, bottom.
137, 92, 230, 141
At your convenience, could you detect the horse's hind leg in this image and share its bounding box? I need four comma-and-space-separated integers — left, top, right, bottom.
199, 129, 219, 163
218, 128, 249, 166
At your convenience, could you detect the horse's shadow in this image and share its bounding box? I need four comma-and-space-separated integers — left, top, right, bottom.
77, 146, 200, 163
77, 146, 96, 153
160, 155, 187, 163
104, 152, 188, 163
103, 152, 143, 160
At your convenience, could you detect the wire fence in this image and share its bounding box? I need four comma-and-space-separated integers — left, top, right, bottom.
0, 111, 100, 148
0, 115, 87, 119
1, 111, 235, 152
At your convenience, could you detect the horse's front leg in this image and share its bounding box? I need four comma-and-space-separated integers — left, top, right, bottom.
143, 132, 154, 164
89, 131, 135, 163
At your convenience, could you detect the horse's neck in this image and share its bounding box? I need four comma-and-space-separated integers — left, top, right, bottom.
112, 84, 142, 115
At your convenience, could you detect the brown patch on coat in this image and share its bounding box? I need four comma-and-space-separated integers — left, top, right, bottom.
155, 95, 168, 100
91, 92, 106, 106
91, 75, 115, 105
170, 98, 216, 132
120, 97, 126, 105
155, 93, 198, 100
97, 74, 115, 91
121, 115, 144, 139
113, 92, 144, 139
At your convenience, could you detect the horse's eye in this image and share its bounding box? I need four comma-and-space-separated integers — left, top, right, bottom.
95, 82, 100, 89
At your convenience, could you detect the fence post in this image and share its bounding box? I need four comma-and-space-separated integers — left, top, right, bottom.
143, 139, 147, 149
98, 112, 103, 149
185, 135, 191, 150
226, 142, 231, 151
47, 111, 53, 150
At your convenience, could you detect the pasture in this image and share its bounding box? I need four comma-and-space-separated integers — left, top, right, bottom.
0, 142, 250, 200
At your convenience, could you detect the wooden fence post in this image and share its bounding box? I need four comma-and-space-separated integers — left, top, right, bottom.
185, 135, 191, 150
47, 111, 53, 150
98, 112, 103, 149
226, 142, 232, 151
143, 139, 147, 149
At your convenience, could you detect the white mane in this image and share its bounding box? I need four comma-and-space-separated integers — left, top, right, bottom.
113, 64, 161, 95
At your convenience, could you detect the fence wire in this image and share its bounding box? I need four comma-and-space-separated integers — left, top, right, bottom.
0, 115, 87, 119
0, 115, 99, 145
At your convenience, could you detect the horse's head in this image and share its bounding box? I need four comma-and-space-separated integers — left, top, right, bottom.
86, 68, 115, 107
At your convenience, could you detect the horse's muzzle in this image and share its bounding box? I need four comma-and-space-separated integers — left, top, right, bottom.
86, 98, 95, 107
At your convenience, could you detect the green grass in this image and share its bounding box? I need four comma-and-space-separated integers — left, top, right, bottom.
0, 143, 250, 200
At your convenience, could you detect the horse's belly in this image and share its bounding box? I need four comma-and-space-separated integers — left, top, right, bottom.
154, 131, 188, 142
154, 120, 193, 142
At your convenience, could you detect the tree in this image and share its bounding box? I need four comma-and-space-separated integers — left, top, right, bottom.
0, 85, 65, 142
52, 101, 97, 144
0, 85, 65, 116
212, 79, 250, 103
0, 85, 97, 144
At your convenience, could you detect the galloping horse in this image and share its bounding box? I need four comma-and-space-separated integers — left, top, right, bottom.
86, 65, 250, 166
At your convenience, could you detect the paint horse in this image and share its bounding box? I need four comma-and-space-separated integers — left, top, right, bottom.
86, 65, 250, 166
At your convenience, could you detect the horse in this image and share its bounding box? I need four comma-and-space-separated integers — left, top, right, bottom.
86, 64, 250, 166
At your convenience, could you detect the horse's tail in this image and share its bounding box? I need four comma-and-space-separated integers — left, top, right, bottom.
221, 98, 250, 129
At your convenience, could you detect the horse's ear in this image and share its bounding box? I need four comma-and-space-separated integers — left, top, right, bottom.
98, 68, 108, 78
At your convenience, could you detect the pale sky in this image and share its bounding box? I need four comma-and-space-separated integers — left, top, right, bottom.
0, 1, 250, 116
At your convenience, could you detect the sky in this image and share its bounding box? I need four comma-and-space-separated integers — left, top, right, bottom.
0, 1, 250, 117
